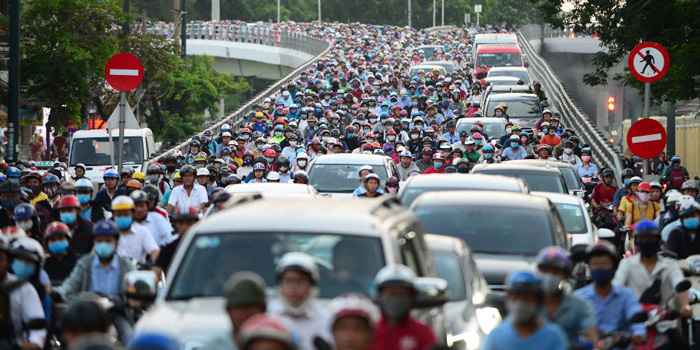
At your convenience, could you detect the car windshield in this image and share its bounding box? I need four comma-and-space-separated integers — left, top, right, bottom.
433, 252, 467, 301
488, 70, 530, 84
486, 99, 540, 118
554, 203, 587, 233
559, 167, 580, 191
473, 170, 565, 193
69, 137, 143, 166
477, 53, 522, 67
309, 163, 387, 193
416, 206, 554, 255
168, 232, 385, 300
456, 121, 506, 140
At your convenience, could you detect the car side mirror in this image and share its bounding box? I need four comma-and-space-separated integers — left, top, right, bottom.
573, 190, 586, 198
677, 280, 691, 292
123, 270, 158, 302
598, 228, 615, 240
540, 100, 550, 108
484, 291, 507, 315
523, 61, 530, 68
413, 277, 448, 308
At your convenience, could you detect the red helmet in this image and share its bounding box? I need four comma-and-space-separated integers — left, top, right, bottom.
386, 129, 397, 135
57, 195, 80, 210
432, 153, 444, 160
172, 205, 200, 221
45, 222, 72, 239
264, 149, 276, 158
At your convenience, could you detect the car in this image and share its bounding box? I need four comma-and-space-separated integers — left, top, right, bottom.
481, 85, 535, 106
135, 196, 449, 347
417, 45, 443, 58
411, 191, 568, 289
425, 234, 501, 350
423, 60, 456, 74
224, 182, 318, 197
472, 33, 517, 52
397, 174, 530, 207
307, 154, 399, 198
507, 159, 586, 197
455, 117, 508, 142
482, 93, 542, 135
470, 163, 569, 194
409, 64, 448, 77
473, 43, 524, 77
533, 192, 599, 247
483, 76, 521, 86
486, 67, 533, 85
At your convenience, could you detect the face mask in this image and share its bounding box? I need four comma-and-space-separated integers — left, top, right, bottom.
624, 179, 631, 186
495, 111, 503, 117
195, 163, 205, 169
637, 192, 651, 203
75, 194, 91, 205
242, 135, 250, 140
298, 160, 307, 167
411, 134, 419, 140
380, 296, 411, 321
636, 241, 659, 257
60, 212, 76, 225
474, 140, 481, 146
16, 219, 33, 232
549, 131, 555, 136
510, 142, 519, 149
48, 240, 69, 255
275, 132, 283, 137
2, 198, 19, 211
257, 145, 264, 150
387, 135, 396, 142
434, 162, 443, 169
266, 157, 275, 164
243, 158, 253, 166
457, 167, 469, 173
505, 127, 512, 133
95, 241, 116, 259
12, 260, 36, 279
484, 153, 493, 159
581, 155, 591, 162
506, 300, 539, 324
590, 268, 615, 286
115, 216, 132, 230
564, 148, 573, 155
166, 165, 177, 172
412, 101, 418, 106
29, 185, 41, 196
540, 273, 565, 295
147, 175, 159, 183
44, 187, 59, 198
369, 118, 377, 123
683, 218, 699, 230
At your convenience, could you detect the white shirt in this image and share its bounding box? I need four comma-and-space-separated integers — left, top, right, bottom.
167, 184, 209, 212
133, 211, 174, 246
613, 254, 685, 306
117, 225, 159, 263
4, 273, 46, 346
268, 298, 332, 350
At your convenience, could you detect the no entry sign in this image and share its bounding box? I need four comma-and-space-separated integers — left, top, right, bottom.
105, 53, 144, 91
628, 42, 669, 83
627, 118, 667, 159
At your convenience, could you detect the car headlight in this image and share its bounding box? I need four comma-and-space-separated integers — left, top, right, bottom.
475, 306, 501, 335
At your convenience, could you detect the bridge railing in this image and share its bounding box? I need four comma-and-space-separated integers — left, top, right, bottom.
152, 24, 332, 161
516, 30, 624, 183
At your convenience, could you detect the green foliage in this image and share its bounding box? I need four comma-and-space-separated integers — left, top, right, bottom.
534, 0, 700, 103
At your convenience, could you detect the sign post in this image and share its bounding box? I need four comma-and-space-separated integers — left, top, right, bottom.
474, 5, 482, 27
628, 41, 669, 118
105, 53, 144, 174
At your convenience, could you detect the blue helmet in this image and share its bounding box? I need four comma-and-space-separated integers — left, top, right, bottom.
505, 270, 542, 294
633, 219, 660, 238
103, 169, 119, 179
0, 173, 6, 182
221, 147, 232, 155
92, 220, 119, 237
671, 155, 681, 163
13, 203, 37, 220
127, 332, 179, 350
42, 174, 60, 184
7, 167, 20, 178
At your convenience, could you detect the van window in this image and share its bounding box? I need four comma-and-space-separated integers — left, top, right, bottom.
70, 137, 144, 166
476, 52, 522, 67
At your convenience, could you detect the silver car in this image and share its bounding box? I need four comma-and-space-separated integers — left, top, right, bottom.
398, 174, 530, 207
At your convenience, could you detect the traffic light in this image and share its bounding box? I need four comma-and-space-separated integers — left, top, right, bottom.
607, 96, 616, 111
607, 96, 616, 128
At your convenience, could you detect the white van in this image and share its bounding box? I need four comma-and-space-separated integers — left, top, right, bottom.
68, 128, 155, 185
472, 33, 517, 52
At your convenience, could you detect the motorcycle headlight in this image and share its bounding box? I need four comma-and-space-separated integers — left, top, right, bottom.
475, 306, 501, 335
449, 330, 482, 350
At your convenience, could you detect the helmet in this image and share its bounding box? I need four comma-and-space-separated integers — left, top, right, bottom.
173, 172, 181, 181
586, 240, 617, 263
293, 171, 308, 184
196, 168, 209, 177
264, 149, 276, 158
190, 139, 201, 148
127, 332, 179, 350
358, 165, 374, 176
93, 220, 119, 237
277, 156, 290, 169
633, 219, 660, 238
142, 185, 160, 202
130, 190, 150, 204
11, 237, 45, 265
505, 270, 542, 294
535, 246, 571, 272
637, 182, 652, 192
194, 154, 207, 162
432, 153, 444, 160
677, 195, 698, 211
121, 166, 135, 176
650, 181, 662, 190
180, 165, 196, 175
25, 171, 42, 182
104, 169, 119, 179
57, 195, 81, 210
266, 171, 280, 181
621, 168, 635, 179
13, 203, 37, 221
172, 206, 199, 221
224, 271, 267, 308
602, 168, 614, 177
678, 199, 700, 217
682, 180, 699, 192
212, 191, 231, 204
127, 179, 142, 189
146, 164, 162, 175
112, 195, 135, 211
1, 226, 27, 242
6, 167, 20, 178
239, 315, 296, 350
665, 190, 682, 206
42, 174, 59, 184
227, 174, 241, 185
253, 163, 265, 171
671, 155, 681, 163
629, 176, 643, 185
364, 173, 380, 184
386, 176, 399, 186
276, 252, 319, 285
329, 293, 377, 328
75, 178, 93, 192
45, 221, 72, 240
375, 264, 415, 290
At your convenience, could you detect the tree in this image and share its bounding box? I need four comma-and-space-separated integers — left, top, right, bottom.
534, 0, 700, 103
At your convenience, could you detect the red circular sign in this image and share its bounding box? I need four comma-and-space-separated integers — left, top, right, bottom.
628, 42, 669, 83
627, 118, 667, 159
105, 53, 144, 91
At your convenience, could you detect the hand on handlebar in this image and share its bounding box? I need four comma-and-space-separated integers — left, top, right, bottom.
631, 335, 645, 345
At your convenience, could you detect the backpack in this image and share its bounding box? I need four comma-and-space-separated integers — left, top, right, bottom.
670, 167, 686, 189
0, 279, 25, 341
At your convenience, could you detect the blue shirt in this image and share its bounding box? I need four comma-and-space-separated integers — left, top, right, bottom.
442, 132, 460, 144
613, 188, 628, 207
481, 318, 568, 350
574, 163, 599, 178
79, 206, 93, 221
89, 254, 121, 297
541, 294, 597, 344
573, 284, 646, 337
501, 146, 527, 161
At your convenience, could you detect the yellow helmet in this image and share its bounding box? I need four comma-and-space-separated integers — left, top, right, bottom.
112, 195, 135, 211
132, 172, 146, 182
173, 172, 181, 181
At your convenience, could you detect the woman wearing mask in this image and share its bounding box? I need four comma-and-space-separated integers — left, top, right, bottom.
292, 152, 310, 173
574, 148, 598, 180
624, 182, 660, 233
384, 177, 400, 195
237, 151, 255, 180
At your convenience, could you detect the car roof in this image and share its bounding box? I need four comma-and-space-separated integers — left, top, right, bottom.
402, 174, 528, 192
488, 85, 533, 92
455, 117, 507, 125
198, 197, 406, 236
471, 162, 563, 174
508, 159, 576, 170
488, 67, 528, 72
309, 153, 389, 165
425, 233, 469, 255
485, 77, 520, 82
532, 191, 583, 206
423, 60, 455, 67
412, 190, 550, 209
224, 183, 316, 194
486, 93, 538, 101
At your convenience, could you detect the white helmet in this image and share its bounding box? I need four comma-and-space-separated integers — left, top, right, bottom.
329, 293, 379, 327
296, 152, 309, 161
267, 171, 280, 181
1, 226, 27, 243
196, 168, 210, 177
665, 190, 682, 206
11, 236, 46, 265
75, 178, 93, 191
276, 252, 320, 285
374, 264, 416, 290
676, 195, 697, 211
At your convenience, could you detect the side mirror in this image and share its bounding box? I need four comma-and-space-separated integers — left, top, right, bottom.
123, 270, 158, 302
541, 100, 550, 108
467, 63, 474, 69
570, 244, 589, 264
573, 190, 586, 198
413, 277, 448, 308
523, 61, 530, 68
677, 280, 692, 292
484, 291, 507, 315
598, 228, 615, 240
629, 312, 649, 323
26, 319, 46, 330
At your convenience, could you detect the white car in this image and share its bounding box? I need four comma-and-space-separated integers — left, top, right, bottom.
486, 67, 533, 85
533, 192, 598, 247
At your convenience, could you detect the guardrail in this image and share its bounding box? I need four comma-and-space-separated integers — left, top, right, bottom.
152, 27, 332, 161
516, 30, 624, 184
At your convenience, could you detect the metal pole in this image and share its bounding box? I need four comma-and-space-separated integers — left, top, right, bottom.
181, 0, 186, 58
643, 82, 650, 119
441, 0, 444, 26
277, 0, 280, 23
407, 0, 411, 28
433, 0, 436, 27
212, 0, 220, 21
117, 92, 126, 174
123, 0, 130, 33
8, 0, 19, 163
173, 0, 180, 40
476, 11, 479, 28
318, 0, 321, 22
667, 101, 676, 157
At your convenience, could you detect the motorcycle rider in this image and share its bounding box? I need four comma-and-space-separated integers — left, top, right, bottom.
590, 168, 617, 211
397, 150, 419, 181
329, 293, 377, 350
681, 179, 699, 200
501, 135, 527, 161
662, 155, 689, 190
623, 182, 660, 232
664, 199, 700, 259
481, 270, 567, 350
75, 178, 107, 223
612, 168, 636, 214
131, 190, 173, 247
558, 141, 581, 165
94, 169, 125, 212
267, 252, 331, 350
57, 195, 94, 255
111, 196, 159, 265
60, 298, 114, 349
422, 153, 445, 174
43, 222, 78, 285
154, 206, 199, 276
535, 247, 598, 346
613, 220, 690, 350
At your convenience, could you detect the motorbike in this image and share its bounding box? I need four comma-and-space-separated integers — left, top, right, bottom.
679, 255, 700, 349
581, 176, 599, 197
592, 204, 618, 230
634, 279, 691, 350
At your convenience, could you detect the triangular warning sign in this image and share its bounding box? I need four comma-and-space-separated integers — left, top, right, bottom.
106, 101, 139, 129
